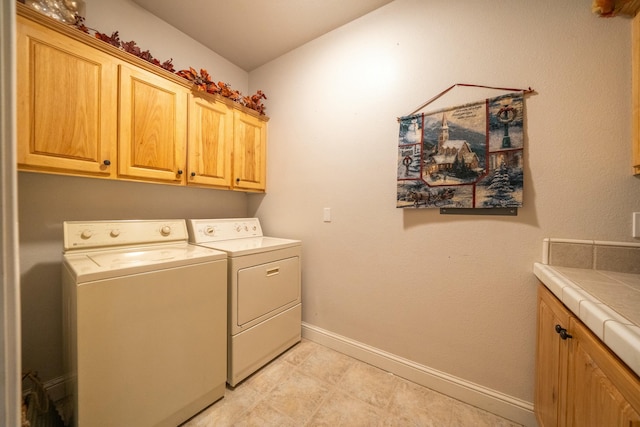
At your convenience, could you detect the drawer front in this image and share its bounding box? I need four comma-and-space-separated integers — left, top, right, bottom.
236, 256, 300, 326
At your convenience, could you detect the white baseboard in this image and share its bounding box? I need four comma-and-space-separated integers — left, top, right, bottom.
302, 322, 536, 427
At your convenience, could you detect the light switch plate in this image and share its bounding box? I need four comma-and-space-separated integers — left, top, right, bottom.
633, 212, 640, 238
323, 208, 331, 222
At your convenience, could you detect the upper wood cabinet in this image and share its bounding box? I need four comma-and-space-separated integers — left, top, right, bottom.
16, 14, 117, 177
119, 64, 188, 185
187, 94, 233, 188
16, 4, 269, 192
535, 284, 640, 427
233, 111, 267, 192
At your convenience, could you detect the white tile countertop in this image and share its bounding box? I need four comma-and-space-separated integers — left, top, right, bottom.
533, 238, 640, 378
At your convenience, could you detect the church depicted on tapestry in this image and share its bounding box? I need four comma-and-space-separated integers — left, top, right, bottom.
424, 113, 480, 177
396, 91, 525, 209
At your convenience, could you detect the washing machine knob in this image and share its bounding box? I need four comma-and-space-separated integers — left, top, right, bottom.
160, 226, 172, 236
205, 226, 215, 236
110, 229, 120, 238
80, 230, 92, 239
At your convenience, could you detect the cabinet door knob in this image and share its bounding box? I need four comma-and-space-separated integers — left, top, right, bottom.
177, 169, 183, 175
191, 172, 196, 177
103, 160, 111, 166
555, 324, 572, 340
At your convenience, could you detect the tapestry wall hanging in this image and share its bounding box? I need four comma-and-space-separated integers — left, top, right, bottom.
397, 90, 525, 209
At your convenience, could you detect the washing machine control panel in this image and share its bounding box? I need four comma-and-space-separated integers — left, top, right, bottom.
188, 218, 263, 243
63, 220, 189, 250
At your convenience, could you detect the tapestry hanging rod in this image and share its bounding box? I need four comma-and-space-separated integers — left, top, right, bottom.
399, 83, 535, 120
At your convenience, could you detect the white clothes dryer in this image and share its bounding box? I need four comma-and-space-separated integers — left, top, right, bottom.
62, 220, 227, 427
187, 218, 302, 386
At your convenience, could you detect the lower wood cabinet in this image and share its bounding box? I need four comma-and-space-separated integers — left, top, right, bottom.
567, 317, 640, 426
535, 284, 640, 427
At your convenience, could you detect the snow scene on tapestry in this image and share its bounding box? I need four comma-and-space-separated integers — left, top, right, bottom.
396, 92, 524, 209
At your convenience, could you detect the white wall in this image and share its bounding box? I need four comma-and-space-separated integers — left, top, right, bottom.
19, 0, 250, 385
85, 0, 248, 92
249, 0, 640, 415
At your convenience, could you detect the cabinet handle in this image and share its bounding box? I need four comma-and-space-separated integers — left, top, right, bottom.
103, 160, 111, 166
266, 267, 280, 276
191, 172, 196, 177
177, 169, 183, 175
555, 324, 572, 340
236, 177, 240, 182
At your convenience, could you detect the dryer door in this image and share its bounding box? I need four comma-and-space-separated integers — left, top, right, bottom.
236, 256, 300, 326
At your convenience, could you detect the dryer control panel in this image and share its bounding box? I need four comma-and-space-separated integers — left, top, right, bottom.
188, 218, 263, 243
63, 220, 188, 251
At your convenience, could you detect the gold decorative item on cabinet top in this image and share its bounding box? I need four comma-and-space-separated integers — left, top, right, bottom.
24, 0, 85, 24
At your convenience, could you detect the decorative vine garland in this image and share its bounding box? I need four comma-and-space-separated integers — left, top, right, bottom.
73, 15, 267, 115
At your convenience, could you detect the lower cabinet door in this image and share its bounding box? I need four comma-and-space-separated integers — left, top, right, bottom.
535, 285, 570, 427
566, 319, 640, 427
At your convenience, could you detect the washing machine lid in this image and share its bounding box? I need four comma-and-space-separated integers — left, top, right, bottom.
198, 236, 301, 257
64, 242, 226, 283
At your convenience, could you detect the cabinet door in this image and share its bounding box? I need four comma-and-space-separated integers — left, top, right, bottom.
16, 16, 117, 177
566, 319, 640, 427
535, 285, 571, 427
232, 111, 267, 192
187, 95, 233, 188
119, 64, 187, 184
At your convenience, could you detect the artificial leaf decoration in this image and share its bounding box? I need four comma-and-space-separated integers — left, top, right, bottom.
177, 67, 212, 92
94, 30, 121, 48
243, 91, 267, 115
206, 81, 221, 94
176, 67, 198, 81
160, 59, 175, 73
218, 82, 242, 102
121, 40, 141, 56
70, 16, 266, 113
200, 69, 212, 82
139, 50, 157, 65
73, 14, 89, 34
72, 18, 176, 75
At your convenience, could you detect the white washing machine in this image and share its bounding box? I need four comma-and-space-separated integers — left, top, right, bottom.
187, 218, 302, 386
62, 220, 227, 427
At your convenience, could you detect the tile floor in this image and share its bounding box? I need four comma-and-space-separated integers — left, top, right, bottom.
181, 339, 522, 427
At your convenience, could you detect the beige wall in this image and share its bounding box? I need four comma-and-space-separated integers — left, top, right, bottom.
248, 0, 640, 409
19, 0, 250, 384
